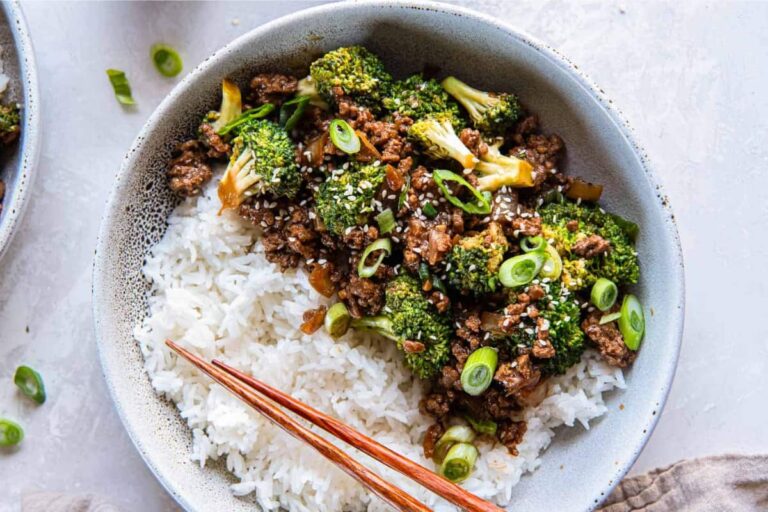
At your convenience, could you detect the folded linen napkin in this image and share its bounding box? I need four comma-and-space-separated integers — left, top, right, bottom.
21, 455, 768, 512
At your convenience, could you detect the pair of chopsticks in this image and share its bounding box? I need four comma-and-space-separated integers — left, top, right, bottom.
166, 339, 504, 512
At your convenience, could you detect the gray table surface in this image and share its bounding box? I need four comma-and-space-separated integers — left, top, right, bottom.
1, 1, 766, 511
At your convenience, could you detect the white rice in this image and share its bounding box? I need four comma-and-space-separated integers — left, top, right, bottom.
135, 179, 626, 511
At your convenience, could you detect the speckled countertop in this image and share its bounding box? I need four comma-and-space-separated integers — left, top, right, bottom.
0, 1, 766, 511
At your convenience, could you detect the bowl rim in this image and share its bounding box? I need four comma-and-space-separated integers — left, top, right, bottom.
0, 1, 41, 262
93, 1, 685, 510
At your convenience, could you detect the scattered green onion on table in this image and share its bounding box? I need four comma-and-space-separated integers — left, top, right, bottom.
0, 418, 23, 447
14, 365, 46, 404
150, 44, 183, 77
106, 69, 135, 105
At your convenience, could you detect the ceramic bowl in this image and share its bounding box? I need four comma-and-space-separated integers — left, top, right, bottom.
93, 2, 684, 510
0, 2, 40, 261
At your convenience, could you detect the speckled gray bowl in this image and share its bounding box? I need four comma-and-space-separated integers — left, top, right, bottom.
93, 2, 684, 511
0, 2, 40, 262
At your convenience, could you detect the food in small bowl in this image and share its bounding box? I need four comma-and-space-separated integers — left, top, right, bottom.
136, 45, 646, 510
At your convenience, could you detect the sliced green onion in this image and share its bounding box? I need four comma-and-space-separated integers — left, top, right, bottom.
106, 69, 135, 105
397, 174, 411, 211
150, 44, 183, 77
329, 119, 360, 154
0, 419, 23, 447
218, 104, 276, 136
599, 312, 622, 325
440, 442, 478, 483
279, 95, 310, 132
465, 416, 497, 436
432, 169, 491, 215
422, 202, 438, 218
460, 347, 498, 396
14, 366, 46, 404
418, 262, 431, 283
358, 238, 392, 278
539, 244, 562, 280
433, 425, 476, 463
520, 236, 545, 253
619, 294, 645, 350
498, 252, 545, 288
375, 209, 396, 234
591, 278, 618, 312
431, 275, 448, 295
324, 303, 351, 338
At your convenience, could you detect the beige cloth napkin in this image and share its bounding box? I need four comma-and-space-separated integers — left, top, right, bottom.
21, 455, 768, 511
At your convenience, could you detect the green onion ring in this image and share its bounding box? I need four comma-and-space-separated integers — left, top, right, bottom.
432, 169, 492, 215
329, 119, 361, 154
357, 238, 392, 278
279, 95, 310, 132
217, 104, 276, 136
465, 416, 498, 436
106, 69, 135, 106
0, 419, 24, 447
440, 442, 478, 483
520, 236, 545, 253
498, 252, 545, 288
422, 202, 438, 218
460, 347, 498, 396
619, 294, 645, 350
324, 303, 351, 338
14, 366, 46, 404
433, 425, 476, 463
375, 209, 396, 234
599, 312, 622, 325
591, 278, 618, 312
539, 244, 563, 280
150, 44, 183, 77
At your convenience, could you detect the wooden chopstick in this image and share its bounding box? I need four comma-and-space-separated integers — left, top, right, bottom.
212, 358, 505, 512
166, 339, 430, 512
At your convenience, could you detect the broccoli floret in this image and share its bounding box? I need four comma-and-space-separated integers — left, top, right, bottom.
309, 46, 391, 110
315, 162, 386, 235
217, 119, 301, 210
499, 280, 585, 375
539, 201, 640, 290
446, 222, 508, 295
0, 103, 20, 145
383, 74, 464, 127
408, 114, 478, 169
474, 141, 534, 191
203, 79, 243, 133
441, 76, 521, 135
351, 275, 452, 379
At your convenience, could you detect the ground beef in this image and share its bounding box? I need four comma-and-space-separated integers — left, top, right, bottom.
338, 274, 385, 318
510, 115, 565, 187
341, 225, 379, 251
167, 140, 213, 197
423, 423, 445, 460
198, 123, 230, 159
566, 219, 579, 232
498, 420, 527, 456
439, 365, 462, 391
239, 198, 322, 270
360, 112, 414, 164
572, 234, 611, 258
528, 284, 546, 301
582, 310, 637, 367
403, 214, 455, 271
459, 128, 488, 158
429, 291, 451, 314
403, 340, 426, 354
511, 216, 542, 237
420, 390, 454, 419
494, 354, 541, 396
476, 388, 518, 420
248, 73, 298, 105
532, 317, 556, 359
